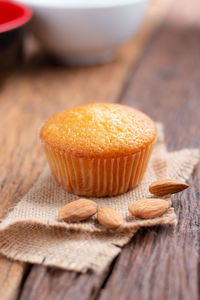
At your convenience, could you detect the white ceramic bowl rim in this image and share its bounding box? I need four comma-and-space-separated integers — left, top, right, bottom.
17, 0, 147, 9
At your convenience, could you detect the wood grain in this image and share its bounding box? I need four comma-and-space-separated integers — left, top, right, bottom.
0, 1, 166, 299
18, 266, 105, 300
0, 258, 28, 300
19, 0, 200, 299
99, 172, 200, 300
99, 0, 200, 299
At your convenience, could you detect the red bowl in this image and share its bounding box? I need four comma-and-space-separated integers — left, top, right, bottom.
0, 1, 32, 69
0, 0, 32, 33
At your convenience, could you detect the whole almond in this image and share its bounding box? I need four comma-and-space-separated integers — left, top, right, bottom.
97, 208, 123, 229
58, 199, 98, 222
149, 179, 189, 196
129, 198, 170, 219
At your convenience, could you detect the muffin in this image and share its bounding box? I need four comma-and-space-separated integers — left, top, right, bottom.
40, 103, 156, 197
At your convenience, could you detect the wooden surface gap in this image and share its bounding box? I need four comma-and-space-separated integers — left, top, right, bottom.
17, 265, 33, 300
94, 256, 119, 300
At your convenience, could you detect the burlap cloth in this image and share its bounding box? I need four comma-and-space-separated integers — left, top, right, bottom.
0, 124, 199, 273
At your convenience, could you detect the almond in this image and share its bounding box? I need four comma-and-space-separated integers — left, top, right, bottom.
128, 198, 170, 219
58, 199, 98, 222
97, 208, 123, 229
149, 179, 189, 196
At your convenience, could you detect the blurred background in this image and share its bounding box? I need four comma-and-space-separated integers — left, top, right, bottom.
0, 0, 175, 117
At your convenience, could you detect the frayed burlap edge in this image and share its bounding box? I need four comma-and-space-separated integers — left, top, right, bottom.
0, 124, 199, 273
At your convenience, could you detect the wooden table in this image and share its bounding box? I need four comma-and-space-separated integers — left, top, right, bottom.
1, 0, 200, 299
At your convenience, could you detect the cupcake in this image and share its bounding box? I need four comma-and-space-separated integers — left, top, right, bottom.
40, 103, 156, 197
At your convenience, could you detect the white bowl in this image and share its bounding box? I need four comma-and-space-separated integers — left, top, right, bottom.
18, 0, 149, 65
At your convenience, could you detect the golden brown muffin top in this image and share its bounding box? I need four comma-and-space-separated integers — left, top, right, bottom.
40, 103, 156, 158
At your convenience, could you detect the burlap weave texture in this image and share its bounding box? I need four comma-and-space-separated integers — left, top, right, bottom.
0, 124, 199, 273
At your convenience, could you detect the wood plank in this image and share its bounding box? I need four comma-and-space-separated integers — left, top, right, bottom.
0, 258, 28, 300
99, 0, 200, 299
0, 1, 167, 299
19, 0, 200, 299
17, 266, 105, 300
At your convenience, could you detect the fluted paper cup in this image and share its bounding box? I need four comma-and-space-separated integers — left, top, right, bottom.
43, 143, 154, 197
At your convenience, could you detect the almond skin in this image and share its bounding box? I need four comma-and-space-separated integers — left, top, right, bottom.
58, 199, 98, 222
149, 179, 189, 196
97, 208, 123, 229
129, 198, 170, 219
